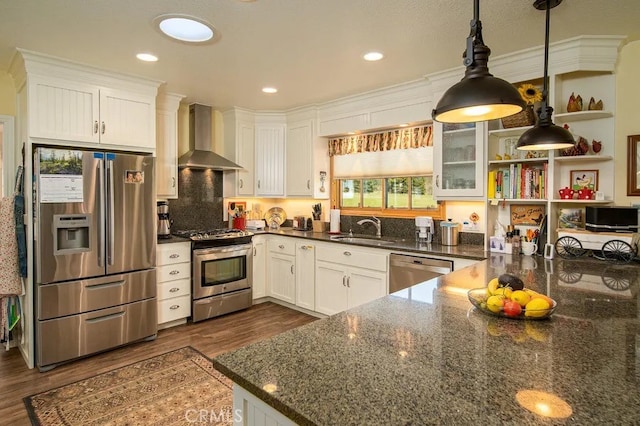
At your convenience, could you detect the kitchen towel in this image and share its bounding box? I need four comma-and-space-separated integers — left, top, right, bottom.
330, 209, 341, 233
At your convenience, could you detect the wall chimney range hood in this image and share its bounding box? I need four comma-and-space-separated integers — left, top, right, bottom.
178, 103, 242, 170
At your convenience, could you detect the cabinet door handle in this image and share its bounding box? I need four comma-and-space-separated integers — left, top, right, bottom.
172, 177, 176, 188
435, 175, 440, 188
101, 121, 106, 134
279, 244, 285, 249
307, 180, 311, 189
239, 179, 243, 189
169, 287, 180, 293
94, 120, 99, 134
169, 304, 180, 310
257, 180, 261, 189
169, 270, 180, 275
169, 253, 180, 259
346, 276, 350, 288
342, 276, 346, 287
343, 251, 352, 256
290, 264, 294, 274
253, 247, 257, 256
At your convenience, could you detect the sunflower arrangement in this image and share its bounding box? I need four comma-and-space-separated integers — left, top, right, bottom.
518, 84, 543, 105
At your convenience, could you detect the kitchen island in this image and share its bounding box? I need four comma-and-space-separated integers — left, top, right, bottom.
213, 254, 640, 425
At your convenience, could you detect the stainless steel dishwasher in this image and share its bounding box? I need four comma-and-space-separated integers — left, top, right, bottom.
389, 253, 453, 293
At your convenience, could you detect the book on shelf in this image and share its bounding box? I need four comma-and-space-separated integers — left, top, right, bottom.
490, 163, 547, 199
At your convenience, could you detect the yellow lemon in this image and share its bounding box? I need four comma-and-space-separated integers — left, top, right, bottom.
493, 287, 513, 299
486, 295, 505, 313
487, 277, 500, 295
524, 298, 551, 318
511, 290, 531, 308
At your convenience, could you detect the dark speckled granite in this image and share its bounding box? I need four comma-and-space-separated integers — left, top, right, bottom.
214, 254, 640, 425
340, 215, 484, 246
168, 169, 224, 231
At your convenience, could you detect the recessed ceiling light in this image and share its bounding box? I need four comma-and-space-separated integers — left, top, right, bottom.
262, 87, 278, 94
136, 53, 158, 62
154, 14, 216, 43
363, 51, 384, 61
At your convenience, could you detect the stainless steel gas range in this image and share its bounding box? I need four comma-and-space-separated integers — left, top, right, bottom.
173, 229, 254, 322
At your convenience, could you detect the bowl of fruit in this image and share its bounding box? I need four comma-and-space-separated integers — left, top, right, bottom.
467, 274, 557, 320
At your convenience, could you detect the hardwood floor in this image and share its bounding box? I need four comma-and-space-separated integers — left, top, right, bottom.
0, 301, 317, 425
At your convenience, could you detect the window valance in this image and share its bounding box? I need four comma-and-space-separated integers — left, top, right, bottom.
328, 125, 432, 156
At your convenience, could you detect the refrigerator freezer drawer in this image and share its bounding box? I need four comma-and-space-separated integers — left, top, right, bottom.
38, 269, 156, 320
37, 298, 157, 369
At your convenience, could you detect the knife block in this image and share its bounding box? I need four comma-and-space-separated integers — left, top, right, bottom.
312, 220, 324, 233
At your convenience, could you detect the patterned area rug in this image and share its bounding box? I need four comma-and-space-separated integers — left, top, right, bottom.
24, 347, 234, 425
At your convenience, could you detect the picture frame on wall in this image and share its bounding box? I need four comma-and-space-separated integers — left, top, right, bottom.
570, 170, 598, 191
627, 135, 640, 196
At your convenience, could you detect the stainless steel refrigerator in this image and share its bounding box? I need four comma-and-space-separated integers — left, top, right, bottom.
34, 147, 157, 370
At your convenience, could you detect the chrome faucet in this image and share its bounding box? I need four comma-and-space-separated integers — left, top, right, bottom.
357, 216, 381, 237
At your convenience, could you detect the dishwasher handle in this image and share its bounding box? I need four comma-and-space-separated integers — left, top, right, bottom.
389, 254, 453, 274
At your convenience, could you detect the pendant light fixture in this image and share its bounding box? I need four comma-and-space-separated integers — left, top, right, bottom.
432, 0, 526, 123
516, 0, 574, 151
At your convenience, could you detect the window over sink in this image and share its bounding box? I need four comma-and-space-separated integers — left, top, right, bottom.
334, 175, 445, 219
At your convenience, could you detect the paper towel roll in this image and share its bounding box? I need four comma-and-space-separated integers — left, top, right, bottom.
329, 209, 341, 233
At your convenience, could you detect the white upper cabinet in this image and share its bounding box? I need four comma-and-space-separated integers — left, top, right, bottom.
156, 92, 184, 199
223, 108, 256, 197
10, 49, 160, 151
255, 118, 286, 197
433, 121, 486, 199
286, 113, 330, 199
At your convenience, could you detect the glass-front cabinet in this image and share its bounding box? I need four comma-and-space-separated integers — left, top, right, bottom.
433, 121, 486, 199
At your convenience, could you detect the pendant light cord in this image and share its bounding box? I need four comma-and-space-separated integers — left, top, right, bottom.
539, 0, 552, 122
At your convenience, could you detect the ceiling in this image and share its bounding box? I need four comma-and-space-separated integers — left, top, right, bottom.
1, 0, 639, 112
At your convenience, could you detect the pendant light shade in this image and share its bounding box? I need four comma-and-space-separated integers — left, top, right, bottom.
432, 0, 525, 123
517, 0, 574, 151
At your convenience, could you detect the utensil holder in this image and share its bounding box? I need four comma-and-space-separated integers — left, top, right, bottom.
312, 220, 324, 233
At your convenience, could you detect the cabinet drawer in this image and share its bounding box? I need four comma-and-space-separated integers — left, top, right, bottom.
317, 245, 387, 272
157, 242, 191, 266
157, 278, 191, 300
267, 238, 296, 256
157, 262, 191, 283
158, 295, 191, 324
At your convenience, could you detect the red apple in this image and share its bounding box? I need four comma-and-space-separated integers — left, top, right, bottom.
503, 300, 523, 317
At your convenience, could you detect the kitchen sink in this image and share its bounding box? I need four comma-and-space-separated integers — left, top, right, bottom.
329, 236, 396, 246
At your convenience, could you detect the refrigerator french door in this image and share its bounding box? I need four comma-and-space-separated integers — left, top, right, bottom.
34, 147, 157, 370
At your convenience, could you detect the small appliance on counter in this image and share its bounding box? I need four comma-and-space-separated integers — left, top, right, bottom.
157, 201, 171, 238
246, 219, 265, 230
415, 216, 434, 244
293, 216, 310, 231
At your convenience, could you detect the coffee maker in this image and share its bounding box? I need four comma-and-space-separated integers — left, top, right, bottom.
157, 201, 171, 239
415, 216, 434, 244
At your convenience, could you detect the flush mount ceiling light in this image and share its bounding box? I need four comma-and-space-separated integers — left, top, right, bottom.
154, 14, 215, 43
517, 0, 574, 151
363, 51, 384, 61
262, 87, 278, 94
432, 0, 525, 123
136, 53, 158, 62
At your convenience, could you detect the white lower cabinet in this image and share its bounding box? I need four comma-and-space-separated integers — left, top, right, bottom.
252, 235, 267, 299
314, 244, 387, 316
156, 242, 191, 327
267, 238, 296, 304
295, 242, 315, 311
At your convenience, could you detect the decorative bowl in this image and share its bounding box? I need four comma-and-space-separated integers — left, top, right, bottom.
558, 187, 575, 199
467, 288, 557, 320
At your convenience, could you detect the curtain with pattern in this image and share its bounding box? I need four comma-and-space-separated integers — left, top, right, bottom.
328, 125, 432, 156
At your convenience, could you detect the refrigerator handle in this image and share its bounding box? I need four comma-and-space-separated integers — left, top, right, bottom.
107, 159, 115, 266
97, 160, 105, 267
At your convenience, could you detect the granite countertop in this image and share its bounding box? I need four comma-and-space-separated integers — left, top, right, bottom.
253, 228, 487, 261
213, 254, 640, 425
157, 235, 191, 244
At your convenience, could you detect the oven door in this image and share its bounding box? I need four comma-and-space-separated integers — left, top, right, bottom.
193, 243, 253, 300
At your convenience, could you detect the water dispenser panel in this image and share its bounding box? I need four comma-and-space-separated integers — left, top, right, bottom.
53, 214, 91, 255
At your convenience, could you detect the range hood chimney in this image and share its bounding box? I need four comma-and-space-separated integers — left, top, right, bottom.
178, 103, 242, 170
